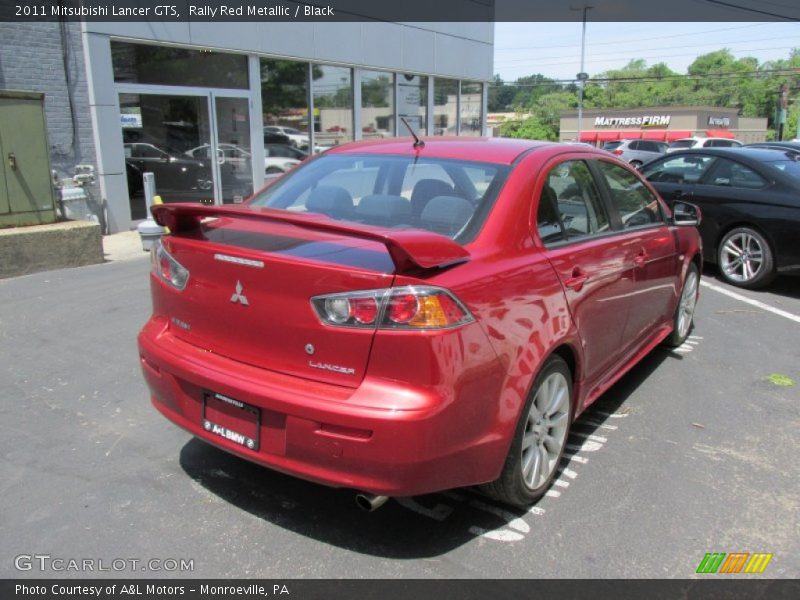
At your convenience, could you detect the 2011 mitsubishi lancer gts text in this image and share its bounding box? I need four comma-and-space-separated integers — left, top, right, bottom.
138, 137, 702, 509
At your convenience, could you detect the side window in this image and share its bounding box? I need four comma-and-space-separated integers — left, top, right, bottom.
544, 160, 609, 241
707, 158, 766, 189
640, 154, 716, 184
596, 161, 664, 228
628, 141, 640, 150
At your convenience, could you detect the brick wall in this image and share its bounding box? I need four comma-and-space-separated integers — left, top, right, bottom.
0, 22, 104, 228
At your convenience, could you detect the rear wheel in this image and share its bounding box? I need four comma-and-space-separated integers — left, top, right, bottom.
482, 355, 572, 507
664, 263, 699, 347
629, 160, 643, 169
717, 227, 775, 289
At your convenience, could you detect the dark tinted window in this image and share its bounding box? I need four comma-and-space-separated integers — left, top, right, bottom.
546, 161, 609, 240
603, 141, 623, 151
112, 42, 248, 89
707, 159, 766, 189
641, 154, 716, 184
628, 141, 641, 150
596, 162, 663, 228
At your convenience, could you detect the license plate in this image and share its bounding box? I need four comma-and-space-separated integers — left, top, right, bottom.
202, 392, 260, 451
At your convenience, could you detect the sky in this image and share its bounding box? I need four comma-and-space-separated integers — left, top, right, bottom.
493, 22, 800, 82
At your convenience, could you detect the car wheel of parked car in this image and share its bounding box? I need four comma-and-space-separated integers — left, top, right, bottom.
482, 355, 572, 507
265, 166, 284, 175
196, 178, 213, 191
717, 226, 775, 289
664, 263, 699, 347
629, 160, 643, 169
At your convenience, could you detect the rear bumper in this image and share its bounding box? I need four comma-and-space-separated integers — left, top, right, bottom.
138, 318, 508, 496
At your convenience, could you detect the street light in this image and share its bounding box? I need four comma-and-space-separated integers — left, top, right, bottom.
572, 5, 593, 142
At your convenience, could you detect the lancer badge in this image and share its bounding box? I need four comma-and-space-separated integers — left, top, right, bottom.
230, 281, 249, 306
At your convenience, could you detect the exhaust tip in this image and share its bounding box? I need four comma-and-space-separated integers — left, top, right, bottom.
355, 493, 389, 512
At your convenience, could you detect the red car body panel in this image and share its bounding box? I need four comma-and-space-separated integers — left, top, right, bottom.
138, 138, 701, 497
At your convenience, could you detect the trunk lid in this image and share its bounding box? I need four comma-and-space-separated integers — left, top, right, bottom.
151, 204, 470, 387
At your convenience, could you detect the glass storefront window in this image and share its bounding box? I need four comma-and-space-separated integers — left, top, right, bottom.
460, 81, 483, 136
397, 74, 427, 136
360, 70, 394, 139
313, 65, 353, 149
433, 78, 458, 136
112, 42, 248, 89
260, 59, 312, 154
120, 93, 213, 219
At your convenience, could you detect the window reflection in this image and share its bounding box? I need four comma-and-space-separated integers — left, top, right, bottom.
260, 59, 312, 153
313, 65, 353, 150
361, 70, 394, 139
433, 78, 458, 136
460, 81, 483, 136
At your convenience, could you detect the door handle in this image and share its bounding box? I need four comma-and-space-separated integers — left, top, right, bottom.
7, 152, 17, 170
564, 267, 589, 292
633, 249, 649, 268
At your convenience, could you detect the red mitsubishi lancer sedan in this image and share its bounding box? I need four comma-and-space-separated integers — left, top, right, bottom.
138, 137, 702, 508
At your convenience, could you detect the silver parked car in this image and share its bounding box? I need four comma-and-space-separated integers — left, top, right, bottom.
603, 139, 668, 167
667, 137, 742, 152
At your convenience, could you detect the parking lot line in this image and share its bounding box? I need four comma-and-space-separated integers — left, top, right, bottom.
700, 279, 800, 324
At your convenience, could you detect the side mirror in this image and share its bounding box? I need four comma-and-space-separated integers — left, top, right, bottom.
672, 201, 702, 227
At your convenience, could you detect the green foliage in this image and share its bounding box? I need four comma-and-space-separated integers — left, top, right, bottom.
491, 48, 800, 140
499, 115, 555, 140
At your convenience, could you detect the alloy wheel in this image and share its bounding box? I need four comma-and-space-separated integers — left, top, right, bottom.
521, 371, 570, 490
676, 269, 698, 340
719, 231, 765, 283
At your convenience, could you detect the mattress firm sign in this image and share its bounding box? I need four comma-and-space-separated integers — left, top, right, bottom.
594, 115, 671, 128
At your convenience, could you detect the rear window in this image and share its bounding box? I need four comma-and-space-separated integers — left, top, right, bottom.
249, 154, 510, 242
669, 140, 696, 150
766, 160, 800, 179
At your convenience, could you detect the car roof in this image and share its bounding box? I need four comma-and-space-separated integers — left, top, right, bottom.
323, 137, 606, 165
655, 147, 796, 162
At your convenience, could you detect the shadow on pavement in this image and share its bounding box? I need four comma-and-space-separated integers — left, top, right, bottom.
179, 347, 673, 558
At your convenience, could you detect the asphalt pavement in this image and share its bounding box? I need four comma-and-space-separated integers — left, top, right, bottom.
0, 254, 798, 579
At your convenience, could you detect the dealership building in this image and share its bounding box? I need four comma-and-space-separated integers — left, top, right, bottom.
0, 17, 492, 233
559, 106, 768, 145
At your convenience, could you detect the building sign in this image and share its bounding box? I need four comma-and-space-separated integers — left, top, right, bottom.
594, 115, 671, 128
708, 116, 731, 127
120, 108, 142, 128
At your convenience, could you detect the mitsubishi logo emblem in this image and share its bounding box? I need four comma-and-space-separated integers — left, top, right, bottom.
230, 280, 249, 306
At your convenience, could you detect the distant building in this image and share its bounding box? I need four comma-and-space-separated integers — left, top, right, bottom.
560, 106, 767, 145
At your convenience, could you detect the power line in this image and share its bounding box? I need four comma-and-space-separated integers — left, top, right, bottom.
495, 45, 797, 68
494, 23, 776, 53
491, 68, 800, 87
702, 0, 800, 21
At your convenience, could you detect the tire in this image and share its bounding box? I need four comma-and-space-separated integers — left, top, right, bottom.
481, 355, 572, 507
265, 166, 283, 175
629, 160, 643, 169
717, 227, 776, 289
664, 263, 699, 347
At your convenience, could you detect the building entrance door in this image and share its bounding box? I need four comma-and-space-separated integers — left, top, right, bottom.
120, 91, 253, 219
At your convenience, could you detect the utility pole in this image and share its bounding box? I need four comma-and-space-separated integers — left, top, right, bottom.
572, 5, 593, 143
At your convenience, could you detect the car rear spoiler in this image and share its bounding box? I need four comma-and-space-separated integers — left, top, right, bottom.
151, 203, 470, 273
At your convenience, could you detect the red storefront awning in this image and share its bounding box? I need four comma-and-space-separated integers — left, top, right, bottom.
597, 131, 621, 141
706, 129, 735, 139
579, 131, 598, 142
666, 130, 692, 141
642, 130, 668, 140
620, 131, 642, 139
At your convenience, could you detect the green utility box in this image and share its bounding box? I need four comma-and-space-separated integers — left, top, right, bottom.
0, 90, 57, 228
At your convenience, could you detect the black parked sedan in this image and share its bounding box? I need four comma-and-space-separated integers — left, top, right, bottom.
641, 148, 800, 288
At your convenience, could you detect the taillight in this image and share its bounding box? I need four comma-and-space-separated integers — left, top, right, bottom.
612, 148, 623, 155
311, 286, 474, 330
150, 239, 189, 290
